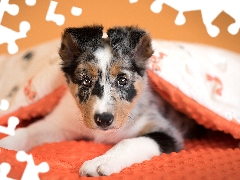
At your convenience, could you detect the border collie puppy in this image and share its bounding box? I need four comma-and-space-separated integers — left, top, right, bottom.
0, 25, 201, 177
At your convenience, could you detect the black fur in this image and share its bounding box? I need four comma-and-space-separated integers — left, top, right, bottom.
118, 83, 137, 102
107, 26, 153, 77
131, 61, 145, 77
125, 83, 137, 102
107, 26, 146, 56
92, 78, 104, 99
77, 86, 91, 103
144, 132, 178, 154
64, 25, 103, 53
59, 25, 103, 75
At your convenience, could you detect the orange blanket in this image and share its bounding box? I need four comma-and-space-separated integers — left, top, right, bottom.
0, 72, 240, 180
1, 131, 239, 179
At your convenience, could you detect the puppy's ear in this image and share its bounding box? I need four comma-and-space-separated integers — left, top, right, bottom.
107, 26, 153, 76
59, 25, 103, 74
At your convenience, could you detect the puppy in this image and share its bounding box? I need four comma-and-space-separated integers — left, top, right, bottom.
0, 25, 201, 176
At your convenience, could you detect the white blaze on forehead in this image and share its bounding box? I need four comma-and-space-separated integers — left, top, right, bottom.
93, 44, 112, 78
93, 45, 113, 113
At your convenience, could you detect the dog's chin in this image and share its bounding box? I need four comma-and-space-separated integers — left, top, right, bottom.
86, 127, 118, 135
96, 128, 118, 133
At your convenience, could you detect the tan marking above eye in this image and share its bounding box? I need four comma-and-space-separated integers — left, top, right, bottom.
86, 63, 98, 78
76, 63, 98, 78
110, 62, 121, 77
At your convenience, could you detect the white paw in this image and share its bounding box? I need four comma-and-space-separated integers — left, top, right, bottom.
79, 155, 122, 177
79, 137, 161, 177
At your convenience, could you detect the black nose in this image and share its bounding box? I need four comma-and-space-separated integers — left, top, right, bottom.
94, 113, 114, 128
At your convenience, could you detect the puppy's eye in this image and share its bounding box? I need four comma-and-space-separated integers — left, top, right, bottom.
82, 77, 92, 87
118, 77, 128, 86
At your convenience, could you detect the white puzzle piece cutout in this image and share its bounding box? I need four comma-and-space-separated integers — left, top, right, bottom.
149, 0, 240, 37
129, 0, 138, 3
0, 21, 30, 54
0, 163, 15, 180
46, 0, 65, 26
0, 116, 19, 136
0, 0, 31, 54
71, 6, 82, 16
16, 151, 50, 180
0, 99, 9, 111
25, 0, 36, 6
0, 0, 19, 19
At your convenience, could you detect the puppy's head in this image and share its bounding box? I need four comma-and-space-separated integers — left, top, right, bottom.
59, 25, 153, 131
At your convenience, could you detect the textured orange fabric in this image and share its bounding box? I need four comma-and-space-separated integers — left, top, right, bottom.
147, 70, 240, 139
0, 72, 240, 180
0, 131, 239, 180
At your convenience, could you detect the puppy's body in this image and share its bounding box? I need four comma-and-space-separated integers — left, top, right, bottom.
0, 25, 201, 176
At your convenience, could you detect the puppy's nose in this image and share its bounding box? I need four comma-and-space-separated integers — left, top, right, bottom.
94, 113, 114, 128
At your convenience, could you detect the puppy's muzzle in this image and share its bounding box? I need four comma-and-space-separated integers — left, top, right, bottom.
94, 112, 114, 129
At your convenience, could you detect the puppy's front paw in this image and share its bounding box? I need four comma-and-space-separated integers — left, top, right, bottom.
80, 156, 122, 177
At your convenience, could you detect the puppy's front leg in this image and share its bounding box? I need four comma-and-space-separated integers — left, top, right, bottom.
0, 119, 66, 152
0, 91, 82, 152
80, 136, 161, 177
